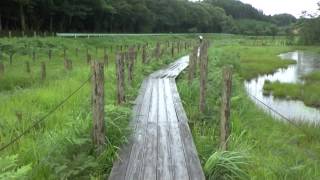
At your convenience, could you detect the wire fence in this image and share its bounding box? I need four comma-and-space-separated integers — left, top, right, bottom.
247, 92, 311, 136
0, 74, 92, 152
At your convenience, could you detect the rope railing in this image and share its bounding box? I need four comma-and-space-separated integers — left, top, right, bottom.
0, 74, 92, 152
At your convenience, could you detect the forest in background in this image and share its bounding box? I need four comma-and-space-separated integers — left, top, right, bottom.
0, 0, 319, 44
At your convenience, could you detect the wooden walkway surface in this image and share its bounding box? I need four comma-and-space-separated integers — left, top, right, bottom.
109, 56, 205, 180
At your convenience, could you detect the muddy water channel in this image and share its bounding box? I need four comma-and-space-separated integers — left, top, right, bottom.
245, 51, 320, 124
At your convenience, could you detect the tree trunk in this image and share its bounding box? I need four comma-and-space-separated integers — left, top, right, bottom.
19, 3, 26, 31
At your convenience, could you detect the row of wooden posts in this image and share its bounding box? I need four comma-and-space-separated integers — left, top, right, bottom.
91, 40, 194, 152
188, 40, 233, 151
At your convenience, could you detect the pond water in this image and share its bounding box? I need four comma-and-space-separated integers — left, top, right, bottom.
244, 51, 320, 125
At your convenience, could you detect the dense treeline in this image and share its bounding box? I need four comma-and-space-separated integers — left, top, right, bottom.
298, 3, 320, 44
0, 0, 297, 35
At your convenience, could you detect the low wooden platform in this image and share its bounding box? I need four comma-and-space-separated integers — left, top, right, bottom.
109, 56, 205, 180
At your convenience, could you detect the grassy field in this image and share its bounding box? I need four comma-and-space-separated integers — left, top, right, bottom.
0, 35, 193, 179
177, 35, 320, 179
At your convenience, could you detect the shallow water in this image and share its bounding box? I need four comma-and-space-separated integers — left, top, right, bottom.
244, 51, 320, 125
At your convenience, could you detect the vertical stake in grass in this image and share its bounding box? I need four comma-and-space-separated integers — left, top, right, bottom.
26, 61, 31, 73
171, 42, 175, 57
104, 47, 108, 67
41, 62, 46, 81
48, 49, 52, 61
199, 42, 208, 113
9, 31, 12, 38
34, 31, 37, 38
220, 66, 233, 151
87, 54, 92, 65
32, 50, 36, 62
188, 47, 198, 85
91, 61, 106, 153
142, 45, 147, 64
9, 53, 13, 65
0, 62, 4, 75
128, 47, 135, 86
116, 53, 125, 104
63, 48, 67, 60
64, 59, 73, 71
76, 48, 79, 57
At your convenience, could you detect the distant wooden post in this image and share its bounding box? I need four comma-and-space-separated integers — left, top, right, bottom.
41, 62, 46, 81
9, 53, 13, 65
116, 53, 125, 104
34, 31, 37, 38
91, 61, 106, 153
128, 47, 135, 85
220, 66, 233, 151
63, 48, 67, 60
199, 42, 208, 113
142, 45, 147, 64
188, 47, 198, 85
64, 59, 73, 70
26, 61, 31, 73
171, 42, 175, 57
76, 48, 79, 57
48, 49, 52, 61
103, 48, 108, 67
0, 62, 4, 75
87, 54, 92, 65
8, 31, 12, 38
32, 50, 36, 62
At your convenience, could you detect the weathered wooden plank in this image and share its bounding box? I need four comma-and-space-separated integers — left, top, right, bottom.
169, 78, 205, 180
125, 79, 155, 179
108, 78, 151, 180
109, 55, 204, 180
163, 78, 189, 180
142, 79, 159, 180
157, 79, 173, 180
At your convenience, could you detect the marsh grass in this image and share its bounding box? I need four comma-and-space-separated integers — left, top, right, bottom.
263, 71, 320, 108
0, 35, 192, 179
177, 36, 320, 179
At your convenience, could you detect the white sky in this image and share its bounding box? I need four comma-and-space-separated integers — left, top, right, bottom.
239, 0, 319, 17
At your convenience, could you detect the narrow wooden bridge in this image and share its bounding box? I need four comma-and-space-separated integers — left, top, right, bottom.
109, 56, 205, 180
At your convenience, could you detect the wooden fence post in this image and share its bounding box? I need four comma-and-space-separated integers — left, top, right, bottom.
87, 54, 92, 65
9, 53, 13, 65
8, 31, 12, 38
171, 42, 175, 57
103, 47, 108, 67
0, 62, 4, 75
63, 48, 67, 60
188, 47, 198, 85
76, 48, 79, 57
32, 50, 36, 62
34, 31, 37, 38
91, 61, 106, 153
128, 47, 135, 86
199, 42, 208, 113
48, 49, 52, 61
220, 66, 233, 151
116, 53, 125, 104
142, 45, 147, 64
41, 62, 46, 81
64, 59, 73, 70
26, 61, 31, 73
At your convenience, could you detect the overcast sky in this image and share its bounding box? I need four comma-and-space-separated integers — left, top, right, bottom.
239, 0, 319, 17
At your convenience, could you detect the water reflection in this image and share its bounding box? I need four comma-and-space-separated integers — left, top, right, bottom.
245, 51, 320, 125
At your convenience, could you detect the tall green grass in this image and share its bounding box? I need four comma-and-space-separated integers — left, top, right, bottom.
0, 35, 193, 179
177, 36, 320, 179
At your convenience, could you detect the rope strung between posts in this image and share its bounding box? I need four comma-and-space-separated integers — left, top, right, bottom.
247, 92, 310, 136
0, 74, 92, 152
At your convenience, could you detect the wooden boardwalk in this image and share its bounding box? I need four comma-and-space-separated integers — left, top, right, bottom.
109, 56, 205, 180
